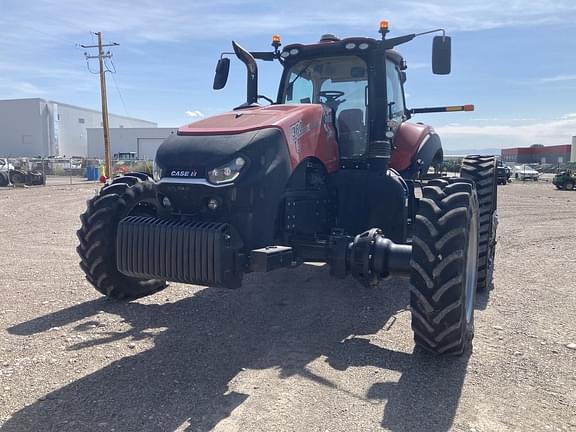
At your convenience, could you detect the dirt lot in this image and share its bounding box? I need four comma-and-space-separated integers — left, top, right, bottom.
0, 181, 575, 432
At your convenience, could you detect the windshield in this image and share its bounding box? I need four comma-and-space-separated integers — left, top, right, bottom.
282, 56, 368, 157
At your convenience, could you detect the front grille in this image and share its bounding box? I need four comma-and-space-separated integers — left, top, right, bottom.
116, 216, 242, 288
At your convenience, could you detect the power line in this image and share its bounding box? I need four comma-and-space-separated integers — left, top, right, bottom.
109, 62, 129, 117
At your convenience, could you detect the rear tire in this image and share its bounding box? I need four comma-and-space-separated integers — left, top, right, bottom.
30, 171, 44, 185
10, 170, 26, 185
460, 156, 498, 291
410, 178, 479, 355
566, 182, 575, 190
76, 173, 167, 300
0, 171, 9, 187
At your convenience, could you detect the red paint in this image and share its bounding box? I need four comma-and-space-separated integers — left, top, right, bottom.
179, 105, 340, 172
389, 122, 434, 172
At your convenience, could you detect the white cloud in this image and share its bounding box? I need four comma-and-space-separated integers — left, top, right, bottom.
436, 113, 576, 150
0, 78, 46, 98
0, 61, 88, 81
185, 110, 204, 118
540, 74, 576, 83
1, 0, 575, 48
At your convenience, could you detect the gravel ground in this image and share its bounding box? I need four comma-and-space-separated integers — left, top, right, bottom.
0, 181, 575, 432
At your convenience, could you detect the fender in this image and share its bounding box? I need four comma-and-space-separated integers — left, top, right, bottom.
390, 122, 443, 179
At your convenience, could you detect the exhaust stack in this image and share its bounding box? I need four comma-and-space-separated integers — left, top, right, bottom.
232, 41, 258, 106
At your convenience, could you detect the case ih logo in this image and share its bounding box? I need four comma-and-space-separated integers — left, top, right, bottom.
170, 170, 200, 177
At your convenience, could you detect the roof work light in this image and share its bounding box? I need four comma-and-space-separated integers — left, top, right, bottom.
272, 34, 281, 50
379, 20, 390, 39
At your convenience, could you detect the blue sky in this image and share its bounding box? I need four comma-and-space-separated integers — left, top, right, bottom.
1, 0, 576, 151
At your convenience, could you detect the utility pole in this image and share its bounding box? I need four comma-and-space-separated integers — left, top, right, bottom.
81, 33, 119, 179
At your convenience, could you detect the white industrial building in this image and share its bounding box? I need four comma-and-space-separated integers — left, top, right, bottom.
87, 127, 177, 160
0, 98, 157, 157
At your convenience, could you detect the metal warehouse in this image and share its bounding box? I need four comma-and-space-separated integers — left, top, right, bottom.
0, 98, 157, 157
87, 127, 177, 160
501, 141, 574, 164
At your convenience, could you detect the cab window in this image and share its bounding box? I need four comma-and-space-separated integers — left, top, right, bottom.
283, 56, 368, 157
386, 59, 405, 121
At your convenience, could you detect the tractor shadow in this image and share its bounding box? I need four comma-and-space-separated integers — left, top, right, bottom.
6, 265, 470, 432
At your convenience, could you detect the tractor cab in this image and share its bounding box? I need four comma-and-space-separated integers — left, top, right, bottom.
281, 52, 370, 158
278, 39, 407, 159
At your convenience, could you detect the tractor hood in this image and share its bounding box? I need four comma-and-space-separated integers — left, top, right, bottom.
155, 104, 339, 178
177, 104, 323, 136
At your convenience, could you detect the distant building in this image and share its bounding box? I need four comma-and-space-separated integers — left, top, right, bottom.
501, 144, 572, 165
87, 127, 178, 160
0, 98, 157, 157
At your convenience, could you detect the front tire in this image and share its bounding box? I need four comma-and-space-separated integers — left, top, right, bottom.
566, 182, 575, 190
460, 156, 498, 291
76, 173, 167, 300
410, 178, 479, 355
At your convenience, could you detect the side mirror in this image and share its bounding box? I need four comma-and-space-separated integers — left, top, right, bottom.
432, 36, 451, 75
213, 58, 230, 90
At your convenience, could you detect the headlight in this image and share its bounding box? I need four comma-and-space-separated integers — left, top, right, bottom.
153, 160, 163, 181
208, 156, 247, 185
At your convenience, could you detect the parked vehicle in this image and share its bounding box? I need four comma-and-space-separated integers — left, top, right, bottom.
497, 164, 511, 185
77, 21, 498, 356
0, 158, 14, 186
513, 165, 539, 181
0, 158, 44, 186
553, 170, 576, 190
0, 158, 15, 172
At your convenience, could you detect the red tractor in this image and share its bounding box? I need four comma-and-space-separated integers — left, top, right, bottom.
77, 22, 497, 355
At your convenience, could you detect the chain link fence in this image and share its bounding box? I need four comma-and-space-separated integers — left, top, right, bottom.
1, 155, 574, 189
0, 157, 153, 188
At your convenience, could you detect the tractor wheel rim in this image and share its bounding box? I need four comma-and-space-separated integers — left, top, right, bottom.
464, 209, 478, 323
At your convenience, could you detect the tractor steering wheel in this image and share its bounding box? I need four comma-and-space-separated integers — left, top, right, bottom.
319, 90, 346, 111
319, 90, 345, 103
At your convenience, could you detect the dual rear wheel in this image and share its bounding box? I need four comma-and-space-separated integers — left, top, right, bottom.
409, 156, 497, 355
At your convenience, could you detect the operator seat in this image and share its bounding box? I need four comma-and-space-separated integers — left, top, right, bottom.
337, 109, 366, 157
